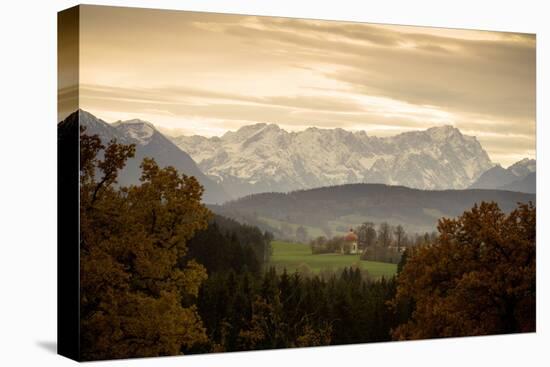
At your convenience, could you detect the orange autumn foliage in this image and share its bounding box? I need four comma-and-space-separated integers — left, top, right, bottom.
79, 130, 212, 360
392, 201, 535, 340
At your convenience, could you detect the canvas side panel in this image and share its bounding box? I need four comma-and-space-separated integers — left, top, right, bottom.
57, 5, 80, 361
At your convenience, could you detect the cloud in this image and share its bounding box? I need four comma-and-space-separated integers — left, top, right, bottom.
74, 5, 536, 166
80, 83, 458, 131
80, 83, 366, 113
323, 40, 534, 121
191, 15, 535, 126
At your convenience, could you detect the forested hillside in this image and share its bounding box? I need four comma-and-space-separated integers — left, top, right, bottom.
214, 183, 535, 236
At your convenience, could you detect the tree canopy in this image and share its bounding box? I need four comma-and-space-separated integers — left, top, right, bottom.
391, 201, 536, 339
80, 131, 211, 360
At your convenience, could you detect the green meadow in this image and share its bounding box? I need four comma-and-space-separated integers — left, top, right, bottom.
269, 240, 397, 278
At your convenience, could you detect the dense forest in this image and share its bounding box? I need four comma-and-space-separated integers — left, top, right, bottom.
77, 130, 536, 360
191, 268, 401, 353
184, 215, 273, 276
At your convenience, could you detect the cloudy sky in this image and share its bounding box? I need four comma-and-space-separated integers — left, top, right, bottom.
61, 5, 536, 166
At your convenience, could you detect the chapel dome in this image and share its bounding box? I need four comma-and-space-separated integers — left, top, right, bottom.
344, 229, 358, 242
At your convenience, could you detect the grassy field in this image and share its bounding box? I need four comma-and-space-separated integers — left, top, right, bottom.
269, 241, 397, 278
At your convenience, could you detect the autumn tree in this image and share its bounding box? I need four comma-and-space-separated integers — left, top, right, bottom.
79, 131, 212, 360
391, 201, 536, 340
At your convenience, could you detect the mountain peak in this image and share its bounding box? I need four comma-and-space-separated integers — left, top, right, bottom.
425, 125, 461, 141
508, 158, 536, 177
113, 119, 157, 145
225, 123, 268, 137
114, 118, 156, 129
77, 108, 95, 120
238, 122, 268, 131
77, 109, 109, 126
508, 157, 535, 168
257, 123, 281, 134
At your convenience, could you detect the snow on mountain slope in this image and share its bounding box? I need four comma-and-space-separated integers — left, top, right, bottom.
67, 110, 231, 204
508, 158, 536, 177
173, 124, 494, 198
112, 119, 155, 145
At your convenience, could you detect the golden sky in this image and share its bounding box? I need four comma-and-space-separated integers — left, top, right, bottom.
63, 5, 536, 166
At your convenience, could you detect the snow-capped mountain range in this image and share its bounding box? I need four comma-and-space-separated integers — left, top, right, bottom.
172, 123, 495, 198
62, 110, 535, 202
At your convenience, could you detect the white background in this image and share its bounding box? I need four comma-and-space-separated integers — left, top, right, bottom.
0, 0, 548, 365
